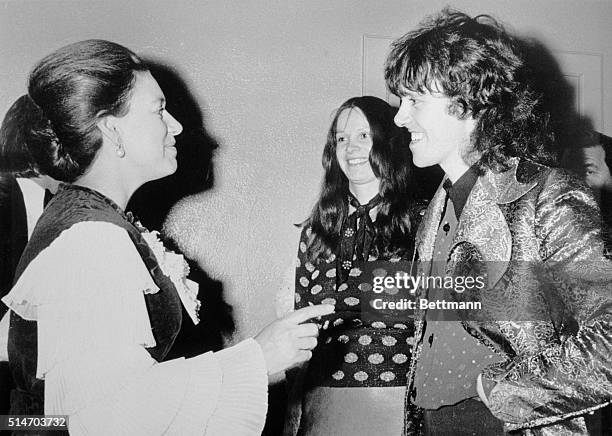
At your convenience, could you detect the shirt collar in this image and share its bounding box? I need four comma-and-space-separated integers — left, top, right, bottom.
443, 165, 479, 220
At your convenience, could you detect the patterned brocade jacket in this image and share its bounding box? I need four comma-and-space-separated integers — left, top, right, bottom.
406, 158, 612, 436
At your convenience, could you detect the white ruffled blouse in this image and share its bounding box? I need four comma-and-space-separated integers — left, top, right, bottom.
2, 221, 268, 435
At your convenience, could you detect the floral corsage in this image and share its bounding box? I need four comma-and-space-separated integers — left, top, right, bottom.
129, 213, 201, 324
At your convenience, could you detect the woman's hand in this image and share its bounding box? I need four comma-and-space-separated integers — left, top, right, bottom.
254, 304, 334, 377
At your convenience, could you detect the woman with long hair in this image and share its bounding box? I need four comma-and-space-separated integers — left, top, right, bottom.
285, 96, 423, 435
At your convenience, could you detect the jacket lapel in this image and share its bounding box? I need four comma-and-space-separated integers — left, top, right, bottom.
449, 159, 540, 287
416, 159, 541, 287
450, 172, 512, 287
416, 179, 447, 263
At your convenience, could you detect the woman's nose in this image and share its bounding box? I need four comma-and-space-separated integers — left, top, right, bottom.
165, 110, 183, 136
346, 137, 359, 150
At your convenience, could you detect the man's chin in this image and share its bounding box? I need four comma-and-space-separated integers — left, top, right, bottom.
412, 158, 434, 168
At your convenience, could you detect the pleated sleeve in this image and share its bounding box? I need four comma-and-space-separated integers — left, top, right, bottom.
2, 221, 268, 435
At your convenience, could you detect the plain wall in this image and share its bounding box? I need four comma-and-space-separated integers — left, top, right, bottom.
2, 0, 611, 343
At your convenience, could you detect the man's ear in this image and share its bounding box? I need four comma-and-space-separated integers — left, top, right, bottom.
464, 114, 477, 136
461, 115, 481, 166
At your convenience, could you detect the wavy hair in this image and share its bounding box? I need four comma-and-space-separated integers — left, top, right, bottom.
384, 8, 556, 172
303, 96, 415, 263
600, 133, 612, 171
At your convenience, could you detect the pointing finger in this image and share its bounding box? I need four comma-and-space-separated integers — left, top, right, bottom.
285, 304, 334, 324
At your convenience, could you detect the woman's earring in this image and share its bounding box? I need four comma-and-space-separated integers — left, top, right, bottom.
116, 140, 125, 158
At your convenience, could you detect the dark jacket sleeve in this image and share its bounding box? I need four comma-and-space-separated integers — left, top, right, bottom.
0, 175, 28, 318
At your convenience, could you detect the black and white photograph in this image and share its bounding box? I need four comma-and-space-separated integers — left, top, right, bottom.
0, 1, 611, 435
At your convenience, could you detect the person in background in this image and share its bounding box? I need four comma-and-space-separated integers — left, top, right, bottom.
564, 130, 612, 434
579, 132, 612, 193
0, 39, 332, 435
572, 131, 612, 258
385, 8, 612, 435
0, 100, 61, 415
284, 96, 424, 435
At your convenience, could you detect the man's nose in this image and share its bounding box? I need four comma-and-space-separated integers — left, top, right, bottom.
394, 102, 412, 128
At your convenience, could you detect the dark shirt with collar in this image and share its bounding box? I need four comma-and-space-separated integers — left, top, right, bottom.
442, 165, 480, 220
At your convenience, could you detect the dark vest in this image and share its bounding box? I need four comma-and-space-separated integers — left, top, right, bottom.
8, 184, 182, 415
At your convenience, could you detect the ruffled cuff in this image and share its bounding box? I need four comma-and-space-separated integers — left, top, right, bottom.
205, 338, 268, 435
161, 353, 222, 435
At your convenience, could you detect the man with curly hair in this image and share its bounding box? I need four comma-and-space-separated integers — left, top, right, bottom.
385, 8, 612, 436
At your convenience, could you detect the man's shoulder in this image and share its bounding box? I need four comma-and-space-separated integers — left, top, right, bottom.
488, 159, 592, 207
514, 159, 550, 184
507, 160, 587, 194
508, 161, 596, 212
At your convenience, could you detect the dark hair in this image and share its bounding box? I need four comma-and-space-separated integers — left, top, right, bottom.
384, 8, 556, 172
304, 96, 415, 262
563, 130, 612, 176
599, 132, 612, 171
0, 39, 149, 182
0, 95, 42, 177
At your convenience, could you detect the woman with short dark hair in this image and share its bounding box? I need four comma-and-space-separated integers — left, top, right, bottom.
1, 39, 331, 435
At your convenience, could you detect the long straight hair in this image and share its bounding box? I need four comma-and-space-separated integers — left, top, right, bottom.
304, 96, 415, 262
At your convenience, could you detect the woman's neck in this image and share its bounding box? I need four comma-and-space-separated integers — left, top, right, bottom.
74, 170, 136, 210
349, 182, 380, 205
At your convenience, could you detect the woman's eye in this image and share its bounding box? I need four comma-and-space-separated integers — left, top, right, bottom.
158, 107, 165, 116
359, 132, 370, 140
336, 136, 347, 143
